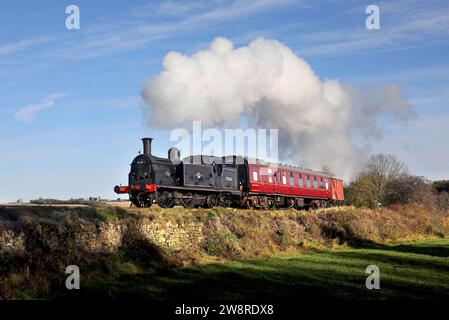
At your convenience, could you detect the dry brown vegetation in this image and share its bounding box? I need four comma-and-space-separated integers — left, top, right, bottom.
199, 204, 449, 257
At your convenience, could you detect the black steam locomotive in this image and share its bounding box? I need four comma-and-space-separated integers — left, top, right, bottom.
115, 138, 247, 208
115, 138, 345, 209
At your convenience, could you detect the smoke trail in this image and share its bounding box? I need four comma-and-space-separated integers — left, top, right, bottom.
141, 37, 413, 180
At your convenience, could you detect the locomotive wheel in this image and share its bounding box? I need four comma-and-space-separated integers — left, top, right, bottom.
140, 193, 153, 208
180, 192, 196, 208
157, 191, 175, 208
130, 195, 142, 207
130, 194, 152, 207
287, 198, 295, 209
219, 195, 232, 208
206, 194, 219, 208
260, 196, 269, 210
246, 198, 255, 210
271, 198, 277, 209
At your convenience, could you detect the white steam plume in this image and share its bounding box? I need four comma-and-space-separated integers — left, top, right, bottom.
141, 37, 413, 181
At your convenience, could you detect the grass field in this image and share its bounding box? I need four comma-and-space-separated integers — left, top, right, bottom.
65, 238, 449, 300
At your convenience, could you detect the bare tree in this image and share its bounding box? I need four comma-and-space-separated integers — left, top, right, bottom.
365, 153, 409, 206
367, 153, 409, 179
346, 153, 409, 208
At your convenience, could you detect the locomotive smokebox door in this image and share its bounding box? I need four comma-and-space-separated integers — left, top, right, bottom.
183, 163, 214, 187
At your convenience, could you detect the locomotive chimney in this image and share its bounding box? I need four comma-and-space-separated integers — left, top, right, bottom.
142, 137, 153, 156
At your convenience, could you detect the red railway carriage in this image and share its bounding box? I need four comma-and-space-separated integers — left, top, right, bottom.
245, 160, 344, 209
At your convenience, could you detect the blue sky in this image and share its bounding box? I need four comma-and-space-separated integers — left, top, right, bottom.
1, 0, 449, 202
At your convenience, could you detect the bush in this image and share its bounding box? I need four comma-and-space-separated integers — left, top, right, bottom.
345, 173, 378, 208
435, 192, 449, 212
433, 180, 449, 194
383, 175, 436, 208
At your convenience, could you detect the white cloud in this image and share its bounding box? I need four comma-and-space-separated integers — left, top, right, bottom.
0, 36, 54, 56
297, 1, 449, 56
129, 0, 205, 17
14, 93, 67, 123
1, 0, 448, 65
2, 0, 297, 62
180, 0, 295, 26
141, 37, 413, 180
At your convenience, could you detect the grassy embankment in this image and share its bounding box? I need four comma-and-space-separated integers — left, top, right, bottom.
1, 204, 448, 299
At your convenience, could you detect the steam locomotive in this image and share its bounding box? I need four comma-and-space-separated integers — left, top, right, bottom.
114, 138, 344, 209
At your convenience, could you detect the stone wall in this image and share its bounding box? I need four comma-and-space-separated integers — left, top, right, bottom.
0, 212, 204, 255
0, 222, 26, 254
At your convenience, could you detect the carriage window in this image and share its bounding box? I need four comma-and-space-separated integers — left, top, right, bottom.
259, 168, 264, 182
320, 178, 325, 189
298, 174, 304, 187
306, 176, 311, 188
325, 178, 329, 190
282, 174, 287, 185
313, 177, 318, 188
268, 168, 273, 183
252, 167, 258, 181
289, 173, 294, 186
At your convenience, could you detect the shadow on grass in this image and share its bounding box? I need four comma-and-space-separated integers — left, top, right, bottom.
347, 238, 449, 258
0, 228, 172, 300
74, 240, 449, 301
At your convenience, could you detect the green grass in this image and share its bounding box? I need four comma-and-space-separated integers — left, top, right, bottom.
65, 238, 449, 300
